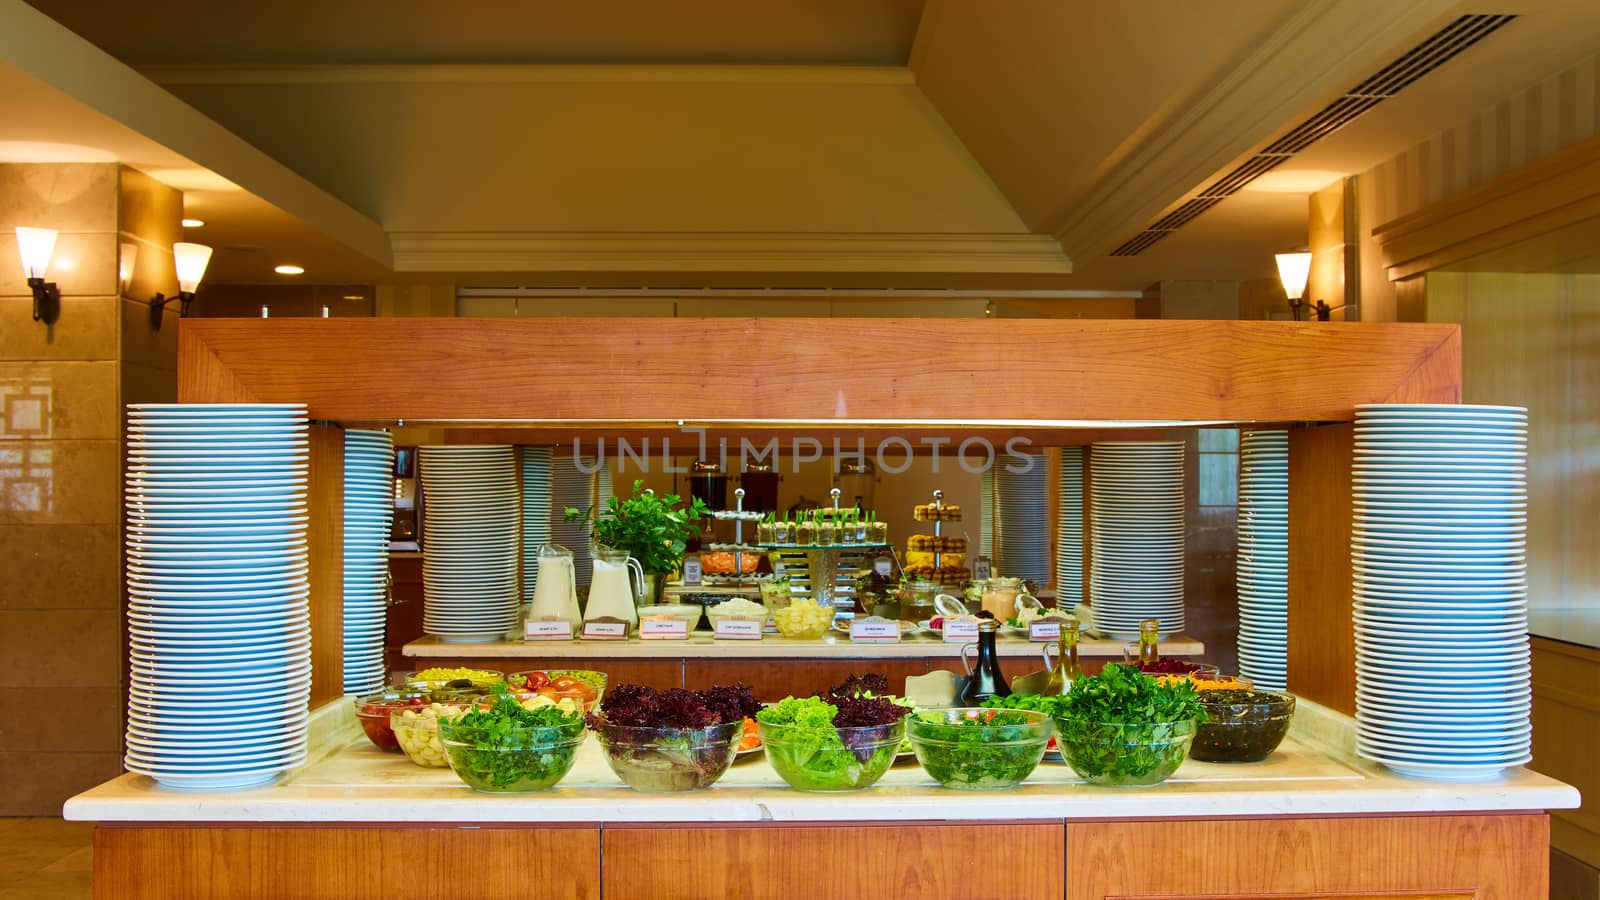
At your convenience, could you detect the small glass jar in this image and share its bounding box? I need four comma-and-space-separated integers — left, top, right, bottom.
872, 520, 889, 544
796, 518, 817, 546
818, 519, 838, 545
1139, 618, 1162, 665
757, 520, 775, 544
773, 518, 792, 545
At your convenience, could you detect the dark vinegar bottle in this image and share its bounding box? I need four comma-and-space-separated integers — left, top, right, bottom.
959, 618, 1011, 704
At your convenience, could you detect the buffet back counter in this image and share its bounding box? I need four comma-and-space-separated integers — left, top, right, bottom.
66, 317, 1577, 900
399, 633, 1205, 699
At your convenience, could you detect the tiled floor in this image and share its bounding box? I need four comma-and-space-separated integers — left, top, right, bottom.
0, 818, 93, 900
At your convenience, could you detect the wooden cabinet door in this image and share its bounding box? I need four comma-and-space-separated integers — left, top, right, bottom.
1067, 815, 1546, 900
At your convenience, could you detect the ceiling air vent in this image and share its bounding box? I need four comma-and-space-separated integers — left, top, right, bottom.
1110, 13, 1517, 257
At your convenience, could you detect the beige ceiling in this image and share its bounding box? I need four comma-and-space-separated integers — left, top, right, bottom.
6, 0, 1600, 290
910, 0, 1300, 233
0, 59, 391, 284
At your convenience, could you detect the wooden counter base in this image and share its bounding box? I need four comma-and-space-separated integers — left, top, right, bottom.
93, 814, 1546, 900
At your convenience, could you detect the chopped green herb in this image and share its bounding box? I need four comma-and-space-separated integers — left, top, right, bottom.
438, 693, 585, 792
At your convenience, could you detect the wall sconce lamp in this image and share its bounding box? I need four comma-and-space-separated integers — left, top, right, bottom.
148, 242, 213, 329
1274, 251, 1348, 321
15, 227, 61, 326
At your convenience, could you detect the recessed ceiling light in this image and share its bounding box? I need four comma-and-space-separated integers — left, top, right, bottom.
181, 218, 205, 228
342, 294, 364, 301
1244, 170, 1349, 193
274, 264, 305, 276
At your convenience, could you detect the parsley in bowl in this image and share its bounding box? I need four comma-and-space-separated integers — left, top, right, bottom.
437, 693, 586, 793
1052, 663, 1208, 787
905, 708, 1053, 790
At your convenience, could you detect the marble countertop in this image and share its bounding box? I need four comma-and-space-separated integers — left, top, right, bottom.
403, 632, 1204, 659
64, 697, 1578, 824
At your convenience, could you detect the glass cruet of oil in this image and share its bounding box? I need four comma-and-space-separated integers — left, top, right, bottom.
1040, 621, 1083, 695
1137, 618, 1161, 666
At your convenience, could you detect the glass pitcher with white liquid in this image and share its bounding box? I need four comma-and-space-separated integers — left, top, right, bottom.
528, 543, 581, 624
585, 543, 644, 625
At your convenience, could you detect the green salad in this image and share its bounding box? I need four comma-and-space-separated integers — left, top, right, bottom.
981, 693, 1071, 718
438, 693, 586, 793
755, 696, 906, 792
905, 709, 1052, 790
1051, 664, 1208, 786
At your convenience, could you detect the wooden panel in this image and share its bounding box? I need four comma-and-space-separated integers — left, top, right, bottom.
604, 822, 1062, 900
93, 824, 601, 900
384, 556, 423, 673
684, 657, 930, 701
1066, 815, 1548, 900
1288, 424, 1354, 715
176, 318, 1462, 423
1532, 636, 1600, 869
307, 425, 344, 707
446, 425, 1177, 451
1394, 274, 1427, 323
1374, 131, 1600, 280
1425, 271, 1600, 620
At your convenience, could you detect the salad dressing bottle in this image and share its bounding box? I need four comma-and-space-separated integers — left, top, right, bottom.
1138, 618, 1161, 666
1041, 621, 1083, 695
958, 619, 1011, 704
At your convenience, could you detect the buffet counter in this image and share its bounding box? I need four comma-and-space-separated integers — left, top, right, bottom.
67, 696, 1574, 823
400, 632, 1203, 699
67, 698, 1577, 899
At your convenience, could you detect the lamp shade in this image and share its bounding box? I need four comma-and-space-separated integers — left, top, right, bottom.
15, 227, 58, 279
173, 242, 212, 294
1275, 252, 1312, 301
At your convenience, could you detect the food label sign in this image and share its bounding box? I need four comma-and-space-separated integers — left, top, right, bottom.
941, 617, 981, 643
639, 616, 690, 640
850, 617, 901, 643
523, 617, 574, 641
580, 617, 630, 641
1028, 616, 1072, 642
714, 616, 763, 640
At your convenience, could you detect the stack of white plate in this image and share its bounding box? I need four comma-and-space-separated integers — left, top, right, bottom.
995, 454, 1050, 586
1054, 447, 1085, 609
1089, 441, 1186, 639
420, 445, 519, 642
1237, 430, 1288, 690
520, 446, 553, 607
597, 464, 613, 510
551, 455, 596, 590
123, 403, 311, 791
343, 429, 394, 694
1352, 404, 1531, 782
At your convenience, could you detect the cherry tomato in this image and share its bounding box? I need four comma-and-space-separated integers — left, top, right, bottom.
523, 672, 552, 690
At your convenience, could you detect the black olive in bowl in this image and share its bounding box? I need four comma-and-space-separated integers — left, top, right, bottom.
1190, 690, 1295, 763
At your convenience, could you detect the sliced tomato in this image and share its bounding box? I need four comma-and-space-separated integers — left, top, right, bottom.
738, 717, 761, 751
550, 676, 597, 701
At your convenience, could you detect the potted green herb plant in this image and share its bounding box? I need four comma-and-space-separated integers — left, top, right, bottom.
566, 480, 709, 602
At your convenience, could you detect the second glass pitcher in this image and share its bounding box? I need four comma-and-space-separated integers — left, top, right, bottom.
585, 543, 644, 625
